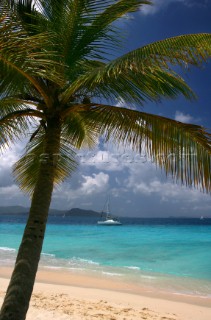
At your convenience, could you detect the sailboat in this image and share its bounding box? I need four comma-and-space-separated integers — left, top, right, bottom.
97, 196, 122, 225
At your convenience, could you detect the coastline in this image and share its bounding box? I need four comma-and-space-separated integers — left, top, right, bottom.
1, 267, 211, 320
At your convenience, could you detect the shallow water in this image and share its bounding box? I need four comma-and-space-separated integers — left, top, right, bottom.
1, 215, 211, 297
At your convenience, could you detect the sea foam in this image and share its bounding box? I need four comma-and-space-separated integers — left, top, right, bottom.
0, 247, 16, 252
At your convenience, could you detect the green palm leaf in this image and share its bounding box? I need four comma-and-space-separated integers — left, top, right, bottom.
63, 0, 152, 64
0, 6, 64, 105
0, 97, 44, 151
8, 0, 151, 79
13, 127, 78, 195
0, 115, 32, 152
61, 33, 211, 104
2, 2, 211, 318
62, 113, 99, 149
72, 104, 211, 192
1, 1, 211, 194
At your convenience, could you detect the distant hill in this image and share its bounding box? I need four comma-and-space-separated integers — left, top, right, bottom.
0, 206, 29, 215
65, 208, 100, 217
0, 206, 100, 217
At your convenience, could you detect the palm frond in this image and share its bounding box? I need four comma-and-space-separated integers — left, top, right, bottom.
0, 109, 44, 124
0, 116, 33, 153
13, 127, 78, 194
2, 1, 211, 196
61, 33, 211, 104
65, 0, 152, 64
0, 97, 43, 114
23, 1, 152, 68
7, 0, 39, 34
105, 33, 211, 71
62, 62, 195, 105
0, 6, 64, 105
0, 97, 44, 151
72, 104, 211, 192
62, 112, 99, 149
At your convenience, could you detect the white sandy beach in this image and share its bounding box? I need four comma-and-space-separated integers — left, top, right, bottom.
1, 267, 211, 320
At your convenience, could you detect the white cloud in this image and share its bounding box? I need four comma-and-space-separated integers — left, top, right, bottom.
0, 134, 210, 216
126, 161, 211, 209
140, 0, 207, 15
0, 185, 29, 207
174, 111, 201, 124
0, 141, 27, 191
115, 97, 137, 110
78, 138, 145, 172
80, 150, 130, 171
115, 98, 126, 108
174, 111, 194, 123
77, 141, 211, 215
141, 0, 183, 15
0, 185, 20, 196
0, 142, 25, 170
80, 172, 109, 195
53, 172, 109, 205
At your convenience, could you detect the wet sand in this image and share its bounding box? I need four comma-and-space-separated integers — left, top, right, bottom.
0, 267, 211, 320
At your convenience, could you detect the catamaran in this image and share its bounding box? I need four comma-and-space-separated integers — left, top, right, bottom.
97, 196, 122, 225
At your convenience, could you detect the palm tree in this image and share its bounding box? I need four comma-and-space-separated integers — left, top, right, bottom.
0, 0, 211, 319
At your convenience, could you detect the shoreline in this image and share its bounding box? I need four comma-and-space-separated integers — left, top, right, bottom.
1, 267, 211, 320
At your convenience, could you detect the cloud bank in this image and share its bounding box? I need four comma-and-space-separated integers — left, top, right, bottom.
140, 0, 208, 15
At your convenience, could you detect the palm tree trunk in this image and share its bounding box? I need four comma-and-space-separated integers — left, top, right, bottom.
0, 117, 61, 320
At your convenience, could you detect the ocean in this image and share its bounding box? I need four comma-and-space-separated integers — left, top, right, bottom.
1, 215, 211, 298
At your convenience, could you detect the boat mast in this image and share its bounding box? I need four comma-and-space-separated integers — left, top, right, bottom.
106, 195, 111, 219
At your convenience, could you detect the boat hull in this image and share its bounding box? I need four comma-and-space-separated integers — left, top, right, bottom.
97, 219, 122, 225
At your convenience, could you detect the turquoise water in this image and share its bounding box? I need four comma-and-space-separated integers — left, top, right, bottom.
1, 216, 211, 297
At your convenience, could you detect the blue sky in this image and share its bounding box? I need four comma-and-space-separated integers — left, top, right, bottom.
0, 0, 211, 217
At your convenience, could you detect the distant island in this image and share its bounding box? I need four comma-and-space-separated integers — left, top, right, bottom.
0, 206, 209, 219
65, 208, 101, 217
0, 206, 101, 217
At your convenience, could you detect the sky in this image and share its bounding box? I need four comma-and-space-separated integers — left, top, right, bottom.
0, 0, 211, 217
